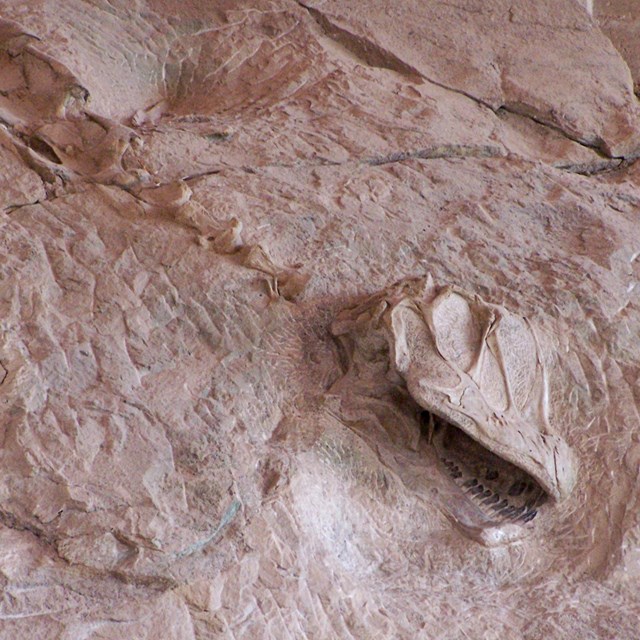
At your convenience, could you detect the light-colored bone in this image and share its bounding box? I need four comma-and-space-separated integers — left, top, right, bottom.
211, 218, 243, 254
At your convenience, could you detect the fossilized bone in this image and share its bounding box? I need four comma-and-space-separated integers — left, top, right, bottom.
331, 275, 577, 536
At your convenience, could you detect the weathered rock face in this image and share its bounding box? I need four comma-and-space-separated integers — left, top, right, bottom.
0, 1, 639, 638
595, 0, 640, 97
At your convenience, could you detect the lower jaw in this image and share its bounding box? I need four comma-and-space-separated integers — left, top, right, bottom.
421, 412, 549, 546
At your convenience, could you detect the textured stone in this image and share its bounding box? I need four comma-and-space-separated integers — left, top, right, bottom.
299, 0, 640, 157
595, 0, 640, 96
0, 1, 639, 638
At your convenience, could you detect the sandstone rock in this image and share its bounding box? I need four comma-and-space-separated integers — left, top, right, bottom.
299, 0, 640, 157
595, 0, 640, 96
0, 1, 639, 638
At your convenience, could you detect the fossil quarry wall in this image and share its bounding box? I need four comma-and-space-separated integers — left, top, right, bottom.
0, 1, 640, 638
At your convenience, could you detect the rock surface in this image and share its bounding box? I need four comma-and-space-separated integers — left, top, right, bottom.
0, 1, 639, 638
595, 0, 640, 96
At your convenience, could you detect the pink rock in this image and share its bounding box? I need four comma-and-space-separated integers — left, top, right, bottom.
0, 1, 639, 638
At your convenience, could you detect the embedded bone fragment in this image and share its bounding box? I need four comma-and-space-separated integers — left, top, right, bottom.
241, 244, 309, 300
242, 244, 279, 275
211, 217, 243, 254
277, 270, 311, 300
430, 415, 546, 525
136, 180, 192, 208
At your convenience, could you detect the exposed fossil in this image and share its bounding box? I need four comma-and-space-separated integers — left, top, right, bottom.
331, 275, 577, 544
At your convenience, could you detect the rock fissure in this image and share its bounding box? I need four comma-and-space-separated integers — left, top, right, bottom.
295, 0, 504, 111
0, 508, 61, 556
295, 1, 424, 81
497, 105, 617, 157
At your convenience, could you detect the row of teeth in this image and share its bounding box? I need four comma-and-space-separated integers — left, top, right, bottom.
442, 459, 540, 523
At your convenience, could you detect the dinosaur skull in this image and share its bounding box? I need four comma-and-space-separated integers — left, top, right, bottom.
331, 276, 577, 542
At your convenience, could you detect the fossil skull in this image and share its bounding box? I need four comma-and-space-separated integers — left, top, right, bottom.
331, 276, 577, 513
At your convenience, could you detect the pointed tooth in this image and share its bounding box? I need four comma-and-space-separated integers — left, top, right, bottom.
509, 506, 527, 520
492, 499, 509, 512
